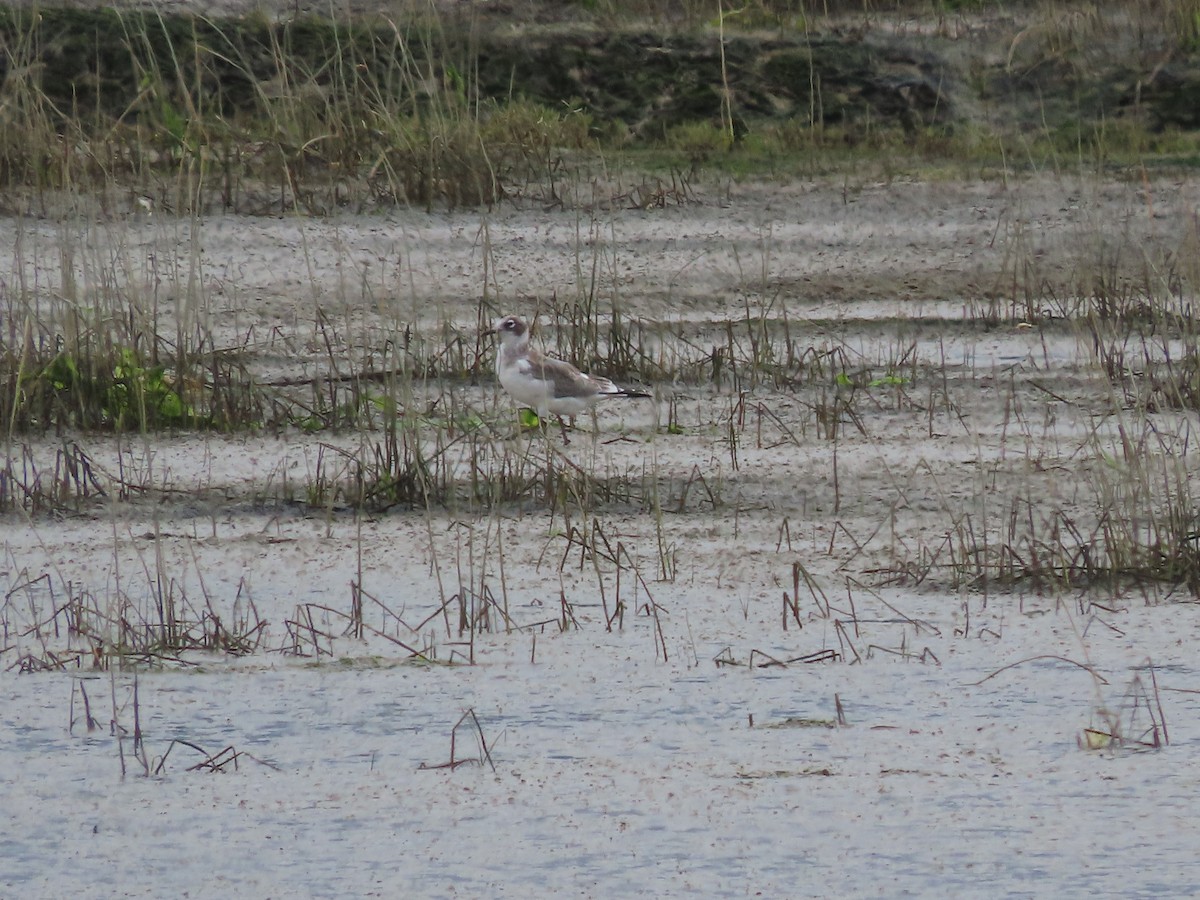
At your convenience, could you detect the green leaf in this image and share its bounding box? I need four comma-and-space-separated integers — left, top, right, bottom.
43, 354, 80, 390
156, 390, 189, 420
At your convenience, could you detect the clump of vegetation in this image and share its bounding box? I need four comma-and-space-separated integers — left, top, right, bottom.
877, 208, 1200, 599
10, 348, 193, 431
0, 7, 599, 212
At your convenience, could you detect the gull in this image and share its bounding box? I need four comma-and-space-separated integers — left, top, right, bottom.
490, 315, 651, 442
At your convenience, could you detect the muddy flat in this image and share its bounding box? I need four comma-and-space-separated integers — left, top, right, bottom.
4, 173, 1200, 896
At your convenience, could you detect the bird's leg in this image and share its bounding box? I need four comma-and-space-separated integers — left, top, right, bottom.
557, 414, 571, 444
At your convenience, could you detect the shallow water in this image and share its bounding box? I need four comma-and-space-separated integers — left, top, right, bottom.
5, 592, 1200, 897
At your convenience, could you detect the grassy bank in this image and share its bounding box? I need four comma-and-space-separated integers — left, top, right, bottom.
0, 1, 1199, 213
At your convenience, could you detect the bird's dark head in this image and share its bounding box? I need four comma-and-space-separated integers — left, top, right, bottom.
491, 316, 528, 341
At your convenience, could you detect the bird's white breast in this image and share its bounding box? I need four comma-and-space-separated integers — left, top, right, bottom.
498, 353, 554, 411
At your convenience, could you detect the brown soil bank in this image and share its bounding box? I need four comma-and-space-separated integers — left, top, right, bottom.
2, 2, 1197, 144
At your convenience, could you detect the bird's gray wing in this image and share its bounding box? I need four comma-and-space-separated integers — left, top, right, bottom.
520, 354, 601, 399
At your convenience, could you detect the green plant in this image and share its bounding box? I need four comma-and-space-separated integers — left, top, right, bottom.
103, 349, 195, 429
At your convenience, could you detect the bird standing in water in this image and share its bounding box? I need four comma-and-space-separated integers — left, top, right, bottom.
490, 315, 650, 442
